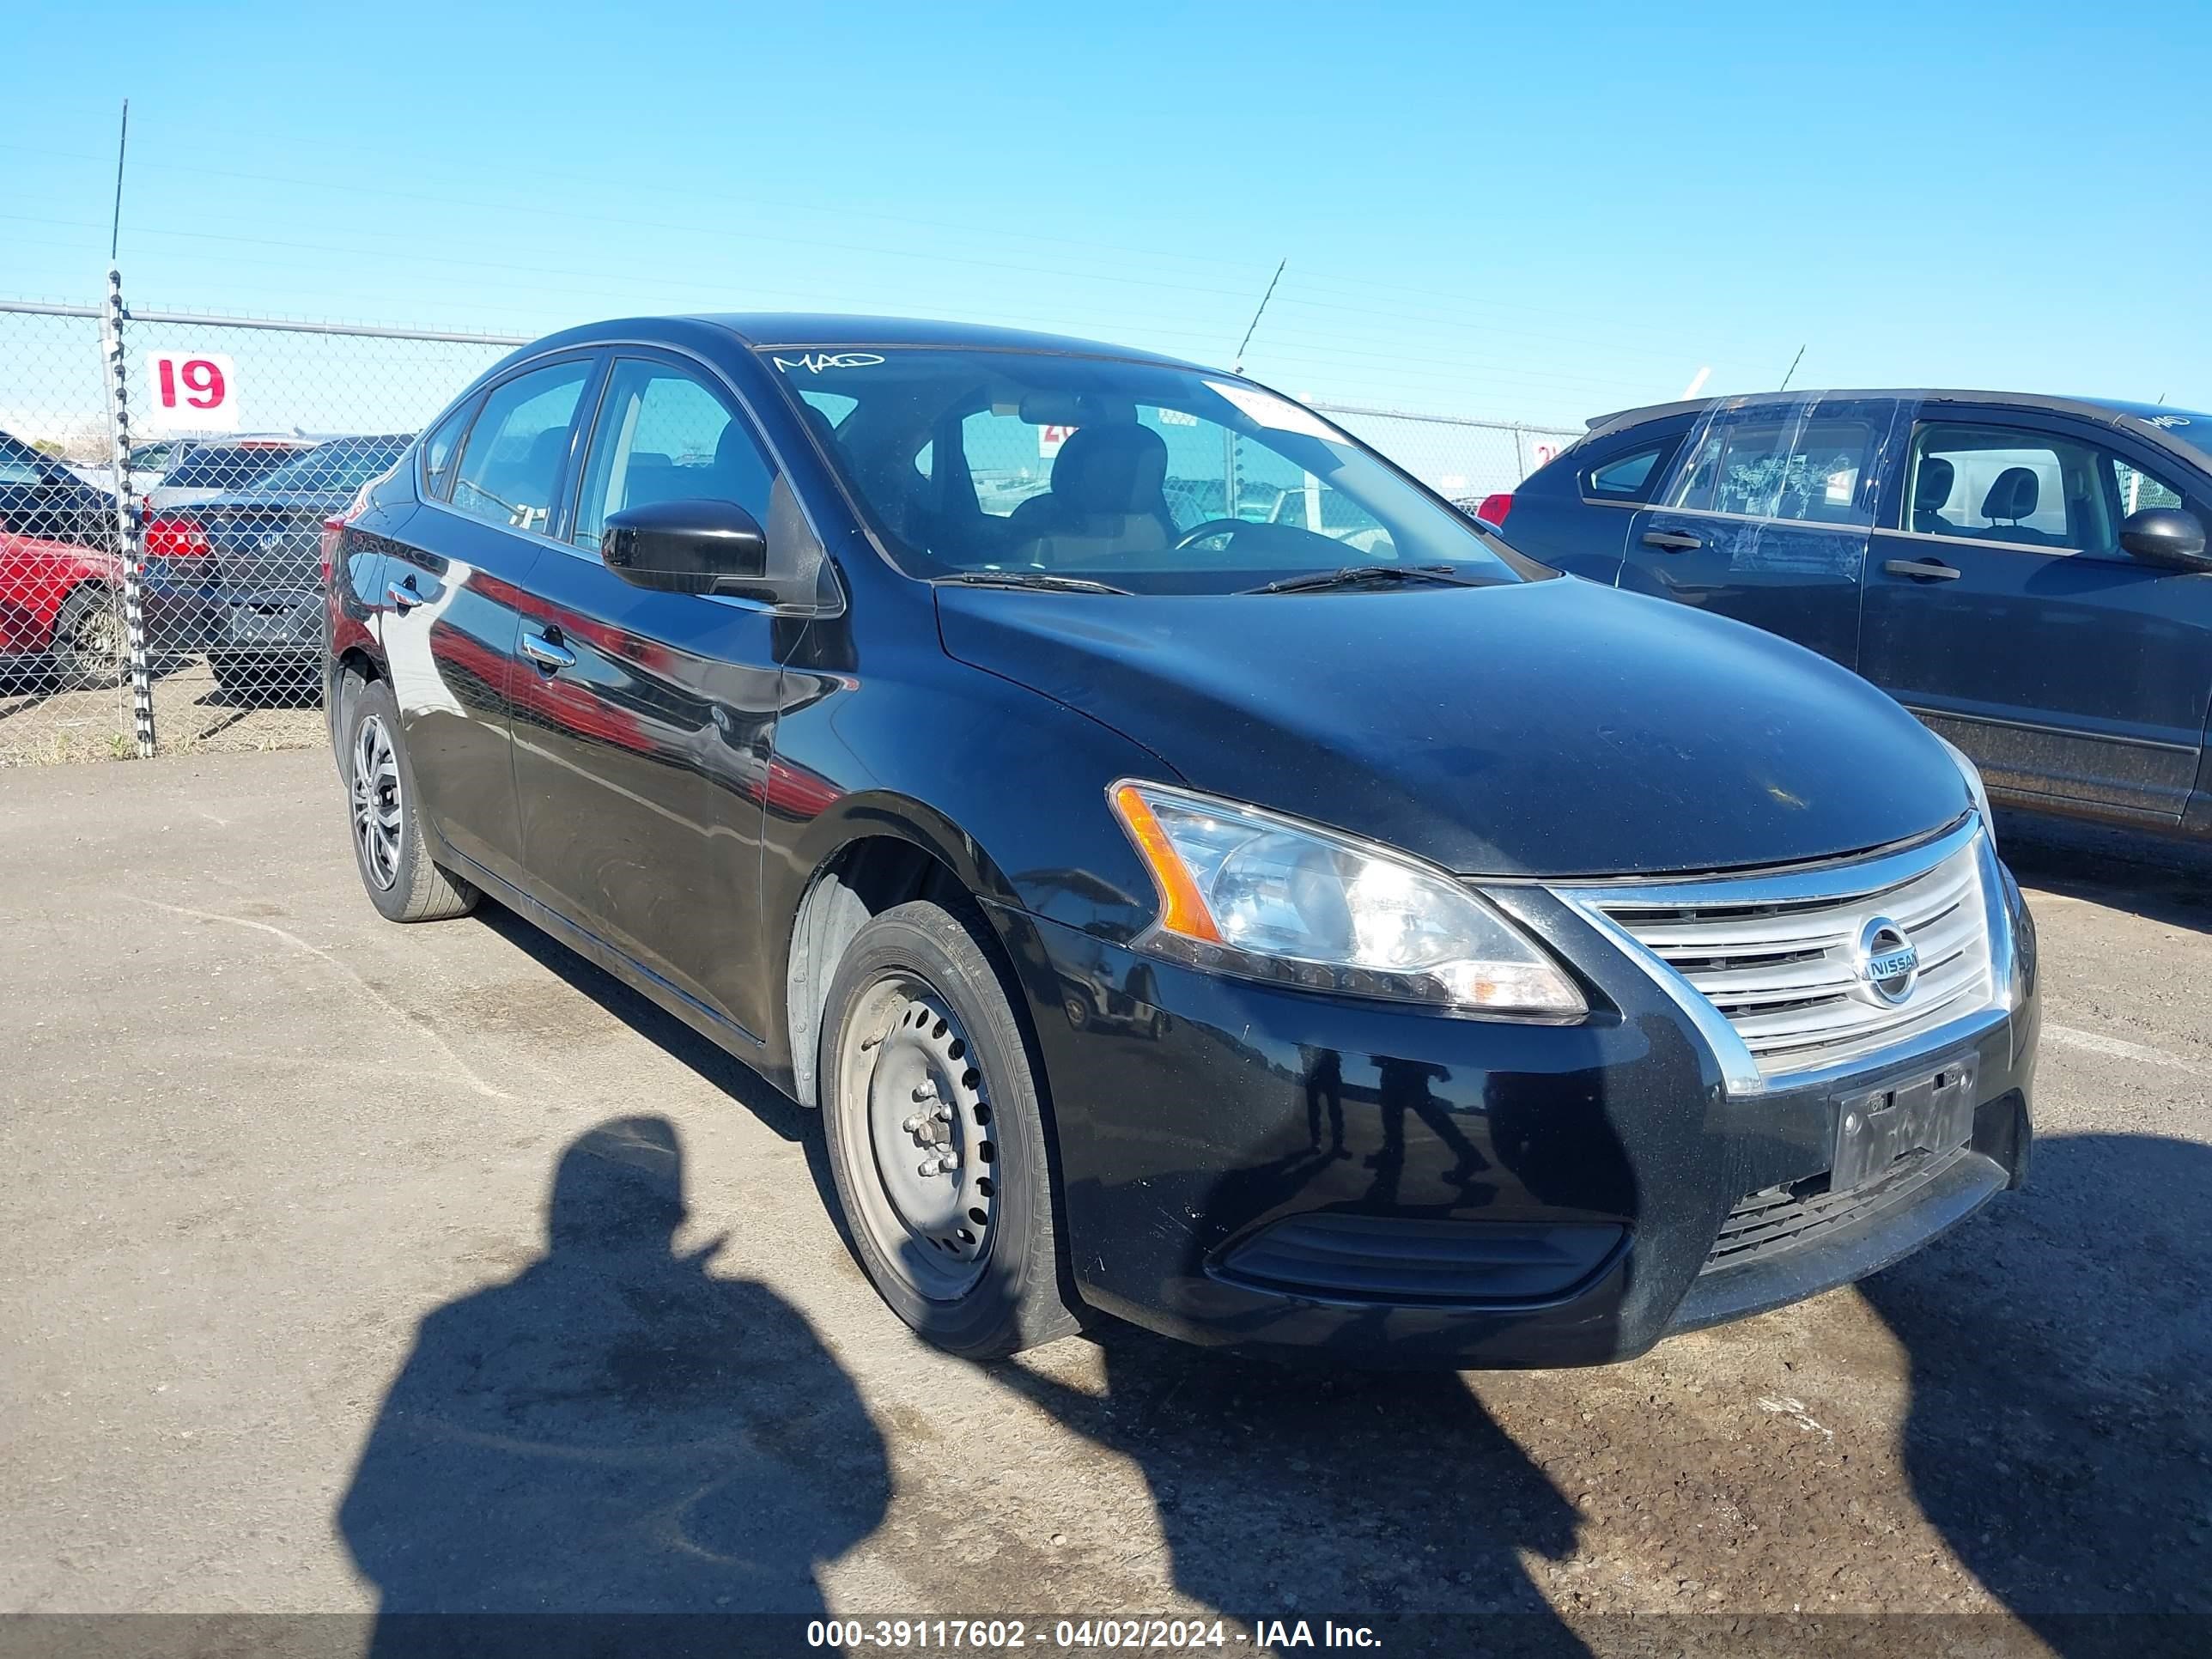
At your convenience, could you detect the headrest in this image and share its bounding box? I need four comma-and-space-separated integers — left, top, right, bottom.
1050, 423, 1169, 515
708, 421, 774, 507
1913, 456, 1955, 511
1981, 466, 2040, 523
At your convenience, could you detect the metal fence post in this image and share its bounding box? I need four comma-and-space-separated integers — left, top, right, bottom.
99, 266, 155, 757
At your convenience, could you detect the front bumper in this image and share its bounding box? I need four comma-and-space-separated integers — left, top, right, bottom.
997, 860, 2037, 1369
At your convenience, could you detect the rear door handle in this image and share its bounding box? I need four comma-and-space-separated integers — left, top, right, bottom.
1882, 558, 1961, 582
520, 628, 575, 672
385, 578, 418, 611
1641, 530, 1703, 552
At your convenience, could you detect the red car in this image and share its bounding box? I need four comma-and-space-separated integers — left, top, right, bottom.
0, 527, 125, 690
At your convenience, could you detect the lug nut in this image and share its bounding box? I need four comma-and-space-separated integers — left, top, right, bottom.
902, 1114, 926, 1134
913, 1079, 939, 1102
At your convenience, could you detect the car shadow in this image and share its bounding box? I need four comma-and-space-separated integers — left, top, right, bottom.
337, 1115, 891, 1656
473, 899, 810, 1145
1996, 810, 2212, 937
1857, 1132, 2212, 1649
994, 1330, 1591, 1648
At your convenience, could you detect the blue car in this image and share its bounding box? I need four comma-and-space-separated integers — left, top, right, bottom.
1478, 390, 2212, 844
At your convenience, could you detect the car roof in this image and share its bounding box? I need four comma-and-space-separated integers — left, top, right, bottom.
514, 312, 1210, 371
1586, 388, 2212, 439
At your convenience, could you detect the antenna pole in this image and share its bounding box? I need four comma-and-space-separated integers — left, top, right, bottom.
109, 100, 130, 264
1778, 343, 1807, 392
1233, 258, 1286, 374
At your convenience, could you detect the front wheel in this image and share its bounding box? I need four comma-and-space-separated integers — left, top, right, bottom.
819, 900, 1079, 1358
343, 677, 477, 923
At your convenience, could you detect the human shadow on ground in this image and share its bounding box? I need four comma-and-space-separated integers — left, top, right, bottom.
1859, 1132, 2212, 1654
337, 1115, 890, 1654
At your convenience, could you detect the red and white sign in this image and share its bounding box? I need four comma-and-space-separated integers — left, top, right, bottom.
1039, 423, 1078, 459
144, 350, 240, 434
1527, 440, 1562, 470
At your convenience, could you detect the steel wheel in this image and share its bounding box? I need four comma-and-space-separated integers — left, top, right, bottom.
350, 713, 404, 892
835, 971, 1000, 1301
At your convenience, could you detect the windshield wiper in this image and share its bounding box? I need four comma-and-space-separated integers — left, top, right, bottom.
1243, 563, 1491, 595
935, 571, 1132, 595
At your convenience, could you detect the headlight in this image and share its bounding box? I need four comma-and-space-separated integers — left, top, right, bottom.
1107, 781, 1586, 1019
1934, 734, 1995, 845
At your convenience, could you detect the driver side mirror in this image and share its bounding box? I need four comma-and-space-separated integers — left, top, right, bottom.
2119, 506, 2212, 573
603, 498, 769, 596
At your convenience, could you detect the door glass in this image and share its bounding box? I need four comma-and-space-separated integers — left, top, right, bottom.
2112, 456, 2185, 515
419, 397, 477, 501
1907, 422, 2150, 555
1666, 414, 1876, 526
572, 361, 775, 550
448, 360, 592, 534
1584, 441, 1671, 501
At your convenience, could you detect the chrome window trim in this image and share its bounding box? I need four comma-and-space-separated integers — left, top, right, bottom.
1638, 502, 1874, 533
1553, 817, 2013, 1097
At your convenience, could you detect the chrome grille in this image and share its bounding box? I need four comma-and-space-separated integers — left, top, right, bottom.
1565, 823, 1999, 1084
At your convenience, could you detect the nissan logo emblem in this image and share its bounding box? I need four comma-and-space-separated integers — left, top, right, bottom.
1856, 915, 1919, 1006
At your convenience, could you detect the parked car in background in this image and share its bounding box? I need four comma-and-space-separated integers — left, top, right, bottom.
144, 434, 319, 514
323, 314, 2034, 1369
1481, 390, 2212, 844
1, 427, 119, 551
144, 434, 410, 697
0, 526, 123, 691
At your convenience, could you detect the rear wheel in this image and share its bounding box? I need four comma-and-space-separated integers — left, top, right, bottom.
344, 678, 477, 923
819, 899, 1079, 1357
49, 586, 124, 690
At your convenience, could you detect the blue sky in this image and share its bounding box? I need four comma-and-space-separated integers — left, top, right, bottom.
4, 0, 2210, 432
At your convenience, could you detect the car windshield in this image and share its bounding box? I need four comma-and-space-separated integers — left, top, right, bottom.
256, 437, 411, 495
760, 347, 1535, 594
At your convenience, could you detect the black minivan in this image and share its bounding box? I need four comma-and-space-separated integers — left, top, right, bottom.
1484, 390, 2212, 842
324, 319, 2037, 1366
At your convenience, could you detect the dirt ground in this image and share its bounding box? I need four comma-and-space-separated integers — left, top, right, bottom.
0, 659, 323, 766
1, 751, 2207, 1657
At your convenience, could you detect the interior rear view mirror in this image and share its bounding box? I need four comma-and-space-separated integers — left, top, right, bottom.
2118, 507, 2212, 572
602, 498, 768, 595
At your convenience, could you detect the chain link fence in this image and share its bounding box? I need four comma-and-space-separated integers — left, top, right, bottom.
3, 289, 1581, 768
1310, 401, 1580, 507
1, 295, 519, 766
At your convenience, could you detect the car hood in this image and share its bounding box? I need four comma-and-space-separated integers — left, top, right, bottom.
934, 577, 1970, 878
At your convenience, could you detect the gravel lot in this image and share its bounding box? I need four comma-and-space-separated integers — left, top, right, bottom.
2, 751, 2207, 1656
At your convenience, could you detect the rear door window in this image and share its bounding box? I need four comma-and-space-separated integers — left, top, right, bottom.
1667, 414, 1879, 526
447, 360, 593, 534
163, 445, 304, 492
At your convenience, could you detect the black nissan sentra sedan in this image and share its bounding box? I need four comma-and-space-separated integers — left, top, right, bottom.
322, 315, 2038, 1366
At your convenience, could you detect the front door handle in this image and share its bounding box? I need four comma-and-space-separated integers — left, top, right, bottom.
1883, 557, 1961, 582
1641, 529, 1703, 552
385, 577, 419, 611
520, 628, 576, 672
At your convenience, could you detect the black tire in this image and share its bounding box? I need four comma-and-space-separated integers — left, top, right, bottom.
49, 585, 125, 691
343, 677, 477, 924
818, 899, 1079, 1358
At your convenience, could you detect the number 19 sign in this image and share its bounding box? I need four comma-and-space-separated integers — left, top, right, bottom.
144, 350, 240, 434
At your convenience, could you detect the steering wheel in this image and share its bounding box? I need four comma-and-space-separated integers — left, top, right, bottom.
1171, 518, 1256, 551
